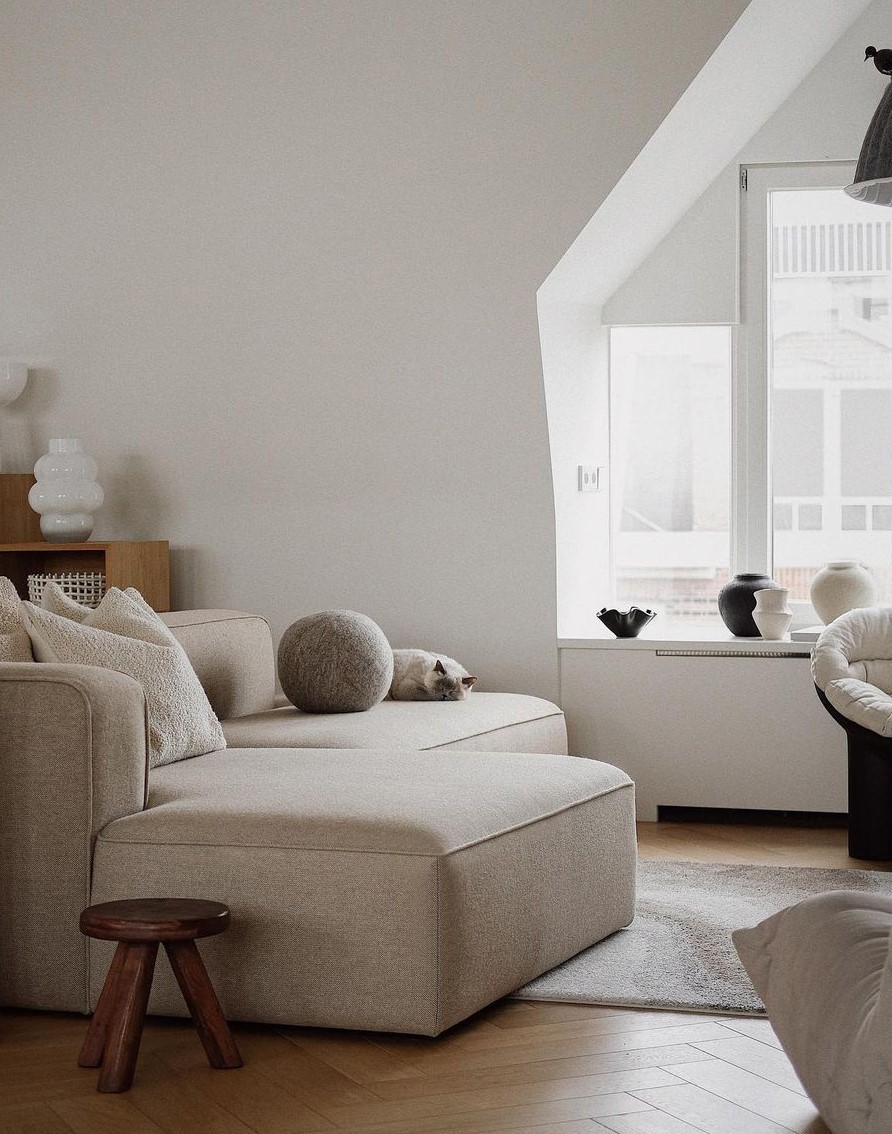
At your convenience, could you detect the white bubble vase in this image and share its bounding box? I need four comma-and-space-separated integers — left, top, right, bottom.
753, 587, 792, 640
28, 439, 104, 543
810, 561, 877, 625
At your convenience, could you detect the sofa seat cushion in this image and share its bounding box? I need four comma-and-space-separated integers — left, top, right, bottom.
91, 747, 635, 1034
221, 691, 567, 754
142, 746, 621, 852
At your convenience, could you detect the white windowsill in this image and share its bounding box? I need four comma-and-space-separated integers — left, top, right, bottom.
558, 623, 812, 654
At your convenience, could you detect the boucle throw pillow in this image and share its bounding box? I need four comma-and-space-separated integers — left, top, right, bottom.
0, 576, 33, 661
734, 890, 892, 1134
40, 579, 93, 622
24, 587, 224, 768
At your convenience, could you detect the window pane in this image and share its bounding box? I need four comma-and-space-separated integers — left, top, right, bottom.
841, 390, 892, 495
774, 390, 823, 496
842, 504, 866, 530
610, 326, 730, 621
874, 505, 892, 530
770, 188, 892, 601
799, 504, 823, 530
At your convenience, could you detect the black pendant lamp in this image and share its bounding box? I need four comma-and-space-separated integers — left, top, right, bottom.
846, 47, 892, 205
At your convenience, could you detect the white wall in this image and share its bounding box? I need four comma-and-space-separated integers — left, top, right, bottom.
604, 0, 889, 326
0, 0, 749, 699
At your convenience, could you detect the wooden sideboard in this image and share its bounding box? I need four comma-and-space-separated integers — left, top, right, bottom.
0, 541, 170, 611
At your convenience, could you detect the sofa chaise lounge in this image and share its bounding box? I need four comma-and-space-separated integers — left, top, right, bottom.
1, 609, 636, 1035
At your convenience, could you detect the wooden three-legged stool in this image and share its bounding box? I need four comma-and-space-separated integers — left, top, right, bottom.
79, 898, 243, 1092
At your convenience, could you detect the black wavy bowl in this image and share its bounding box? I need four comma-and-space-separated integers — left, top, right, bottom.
596, 606, 657, 639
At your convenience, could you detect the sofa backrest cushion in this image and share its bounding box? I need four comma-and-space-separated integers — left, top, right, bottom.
161, 610, 276, 721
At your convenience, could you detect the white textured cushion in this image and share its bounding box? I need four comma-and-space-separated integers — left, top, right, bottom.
40, 580, 94, 622
0, 576, 33, 662
813, 607, 892, 736
734, 891, 892, 1134
24, 586, 225, 768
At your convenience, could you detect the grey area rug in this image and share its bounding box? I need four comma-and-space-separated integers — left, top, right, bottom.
515, 859, 892, 1015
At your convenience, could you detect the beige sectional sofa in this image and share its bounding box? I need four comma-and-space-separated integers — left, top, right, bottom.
1, 609, 637, 1035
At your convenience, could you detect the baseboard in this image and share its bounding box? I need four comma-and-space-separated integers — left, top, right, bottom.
657, 805, 847, 828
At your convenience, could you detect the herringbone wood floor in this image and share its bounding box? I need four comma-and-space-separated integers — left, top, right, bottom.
4, 822, 878, 1134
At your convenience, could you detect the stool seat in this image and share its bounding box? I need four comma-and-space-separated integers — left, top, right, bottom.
80, 898, 230, 942
78, 897, 241, 1092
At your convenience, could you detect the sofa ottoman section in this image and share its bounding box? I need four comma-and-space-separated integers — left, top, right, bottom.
89, 748, 636, 1035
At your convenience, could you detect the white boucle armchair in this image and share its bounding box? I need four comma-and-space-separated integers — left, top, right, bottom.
813, 607, 892, 860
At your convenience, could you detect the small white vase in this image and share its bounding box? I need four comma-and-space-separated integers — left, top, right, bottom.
753, 587, 792, 640
810, 561, 877, 625
28, 439, 104, 543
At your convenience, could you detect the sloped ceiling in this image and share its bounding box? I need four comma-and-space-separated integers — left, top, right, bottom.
540, 0, 875, 307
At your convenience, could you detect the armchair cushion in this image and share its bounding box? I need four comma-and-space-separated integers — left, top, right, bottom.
734, 891, 892, 1134
813, 608, 892, 736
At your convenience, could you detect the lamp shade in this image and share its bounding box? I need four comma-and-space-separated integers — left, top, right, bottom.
846, 82, 892, 205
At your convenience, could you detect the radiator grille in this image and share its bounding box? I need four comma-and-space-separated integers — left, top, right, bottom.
655, 648, 811, 659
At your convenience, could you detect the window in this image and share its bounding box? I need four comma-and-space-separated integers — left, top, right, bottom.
610, 326, 731, 621
607, 162, 892, 624
759, 168, 892, 606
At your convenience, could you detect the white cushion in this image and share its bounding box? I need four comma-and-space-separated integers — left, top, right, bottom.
734, 891, 892, 1134
813, 607, 892, 735
24, 586, 225, 768
0, 576, 33, 662
40, 580, 94, 622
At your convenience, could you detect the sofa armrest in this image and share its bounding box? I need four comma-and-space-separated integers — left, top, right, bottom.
161, 609, 276, 720
0, 662, 149, 1011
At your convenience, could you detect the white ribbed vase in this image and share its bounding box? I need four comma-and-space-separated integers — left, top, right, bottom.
810, 561, 877, 625
28, 439, 104, 543
753, 587, 792, 641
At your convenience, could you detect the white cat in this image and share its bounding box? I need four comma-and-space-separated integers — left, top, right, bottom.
390, 649, 477, 701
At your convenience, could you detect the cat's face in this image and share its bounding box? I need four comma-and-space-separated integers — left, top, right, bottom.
424, 660, 478, 701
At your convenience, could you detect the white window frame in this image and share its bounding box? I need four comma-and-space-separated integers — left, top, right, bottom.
738, 160, 855, 623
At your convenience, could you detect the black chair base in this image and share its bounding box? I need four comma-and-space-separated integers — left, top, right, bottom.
817, 686, 892, 861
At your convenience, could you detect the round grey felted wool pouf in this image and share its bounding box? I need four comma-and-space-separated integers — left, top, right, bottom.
277, 609, 394, 713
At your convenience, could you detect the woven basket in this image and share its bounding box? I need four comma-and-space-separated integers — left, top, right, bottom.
27, 572, 106, 608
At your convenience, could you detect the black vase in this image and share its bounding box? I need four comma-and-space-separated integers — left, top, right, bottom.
596, 606, 657, 639
718, 573, 781, 637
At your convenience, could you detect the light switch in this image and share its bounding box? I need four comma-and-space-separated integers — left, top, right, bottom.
578, 465, 602, 493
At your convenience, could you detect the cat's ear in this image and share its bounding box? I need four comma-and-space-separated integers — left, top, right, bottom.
434, 659, 446, 674
462, 675, 477, 687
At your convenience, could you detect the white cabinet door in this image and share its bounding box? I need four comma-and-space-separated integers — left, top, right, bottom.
561, 648, 846, 820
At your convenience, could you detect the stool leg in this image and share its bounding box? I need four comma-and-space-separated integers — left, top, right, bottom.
165, 940, 242, 1069
97, 942, 158, 1093
79, 941, 128, 1068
